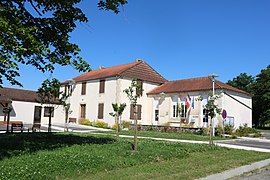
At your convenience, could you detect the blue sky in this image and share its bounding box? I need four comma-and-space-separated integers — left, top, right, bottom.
8, 0, 270, 90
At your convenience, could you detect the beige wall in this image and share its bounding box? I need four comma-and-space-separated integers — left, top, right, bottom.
63, 77, 160, 126
147, 90, 252, 128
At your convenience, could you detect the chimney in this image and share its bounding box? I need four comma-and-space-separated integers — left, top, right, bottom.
135, 58, 144, 62
99, 66, 105, 70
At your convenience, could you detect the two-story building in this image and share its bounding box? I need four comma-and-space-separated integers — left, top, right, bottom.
61, 59, 167, 126
61, 60, 252, 128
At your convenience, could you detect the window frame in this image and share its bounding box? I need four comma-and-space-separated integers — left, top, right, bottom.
80, 104, 86, 119
98, 103, 104, 119
81, 82, 86, 95
44, 107, 54, 117
99, 79, 105, 94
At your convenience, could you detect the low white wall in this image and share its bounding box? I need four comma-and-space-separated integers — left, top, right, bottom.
0, 101, 65, 127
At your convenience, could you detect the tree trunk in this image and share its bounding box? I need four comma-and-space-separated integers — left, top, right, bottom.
134, 105, 138, 151
209, 118, 213, 145
116, 115, 119, 138
6, 111, 10, 133
48, 107, 52, 133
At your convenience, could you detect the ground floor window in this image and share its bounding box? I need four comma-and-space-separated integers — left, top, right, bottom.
203, 109, 208, 122
155, 109, 159, 121
44, 107, 54, 117
130, 104, 142, 120
98, 103, 104, 119
80, 104, 86, 119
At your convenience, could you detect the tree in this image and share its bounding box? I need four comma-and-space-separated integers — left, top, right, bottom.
227, 73, 254, 93
0, 0, 128, 87
124, 79, 143, 151
37, 78, 68, 132
252, 65, 270, 128
204, 95, 221, 145
109, 103, 126, 138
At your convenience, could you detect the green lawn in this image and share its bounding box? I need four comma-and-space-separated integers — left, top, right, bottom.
256, 129, 270, 133
0, 133, 269, 180
102, 130, 231, 141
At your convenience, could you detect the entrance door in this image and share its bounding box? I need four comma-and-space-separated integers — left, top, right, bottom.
33, 106, 42, 129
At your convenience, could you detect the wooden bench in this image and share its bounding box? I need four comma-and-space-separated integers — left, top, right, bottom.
69, 118, 77, 123
0, 121, 23, 132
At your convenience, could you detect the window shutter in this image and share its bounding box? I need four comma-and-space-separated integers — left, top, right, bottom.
80, 104, 86, 119
98, 103, 104, 119
130, 104, 141, 120
99, 79, 105, 93
81, 82, 86, 95
130, 104, 135, 119
137, 104, 142, 120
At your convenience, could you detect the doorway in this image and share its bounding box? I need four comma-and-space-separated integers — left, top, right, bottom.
33, 106, 42, 130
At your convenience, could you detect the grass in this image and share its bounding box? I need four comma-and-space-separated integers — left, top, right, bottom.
0, 133, 270, 180
256, 129, 270, 133
102, 130, 231, 141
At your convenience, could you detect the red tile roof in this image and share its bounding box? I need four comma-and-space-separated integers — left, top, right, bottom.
147, 77, 251, 96
0, 87, 39, 103
71, 61, 167, 84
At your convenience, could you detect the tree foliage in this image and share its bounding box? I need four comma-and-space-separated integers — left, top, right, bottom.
124, 79, 143, 151
227, 66, 270, 128
227, 73, 254, 93
0, 0, 128, 87
109, 103, 126, 137
204, 95, 222, 119
252, 65, 270, 127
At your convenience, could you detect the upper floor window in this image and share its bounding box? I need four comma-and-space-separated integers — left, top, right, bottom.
81, 82, 86, 95
136, 80, 143, 96
64, 85, 72, 96
99, 79, 105, 93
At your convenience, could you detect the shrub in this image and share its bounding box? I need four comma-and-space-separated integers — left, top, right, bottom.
78, 119, 92, 126
215, 125, 223, 137
224, 124, 234, 135
122, 121, 131, 129
197, 128, 209, 136
112, 124, 120, 130
234, 124, 260, 137
95, 120, 109, 129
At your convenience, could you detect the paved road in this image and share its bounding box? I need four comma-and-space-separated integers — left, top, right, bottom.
219, 139, 270, 150
261, 132, 270, 140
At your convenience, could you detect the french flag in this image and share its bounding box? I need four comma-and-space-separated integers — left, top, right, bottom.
185, 95, 191, 109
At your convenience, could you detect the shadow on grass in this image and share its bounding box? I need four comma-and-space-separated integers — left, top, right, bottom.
0, 133, 115, 160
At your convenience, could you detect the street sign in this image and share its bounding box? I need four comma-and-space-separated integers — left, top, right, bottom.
222, 109, 227, 119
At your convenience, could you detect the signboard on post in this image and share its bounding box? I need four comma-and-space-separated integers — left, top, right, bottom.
222, 109, 227, 119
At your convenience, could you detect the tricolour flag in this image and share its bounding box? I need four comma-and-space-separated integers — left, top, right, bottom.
192, 96, 195, 109
185, 95, 191, 109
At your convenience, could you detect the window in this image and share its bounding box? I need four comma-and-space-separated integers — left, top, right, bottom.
64, 85, 72, 96
81, 82, 86, 95
136, 80, 143, 96
181, 104, 187, 118
98, 103, 104, 119
99, 79, 105, 93
44, 107, 54, 117
203, 109, 208, 123
172, 104, 179, 118
80, 104, 86, 119
130, 104, 142, 120
171, 96, 178, 118
155, 110, 159, 121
